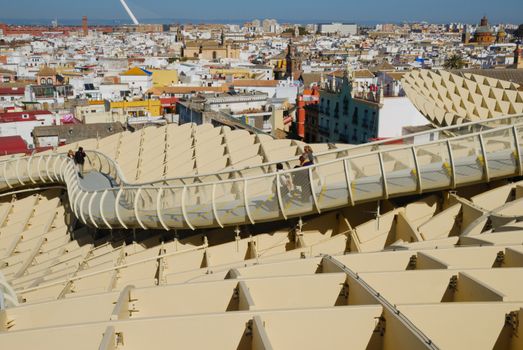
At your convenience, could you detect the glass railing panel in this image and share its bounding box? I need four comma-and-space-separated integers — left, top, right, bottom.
159, 187, 185, 229
449, 135, 484, 186
27, 156, 42, 183
87, 191, 104, 228
15, 157, 31, 184
78, 191, 94, 225
280, 167, 316, 216
483, 127, 518, 179
99, 189, 120, 227
246, 175, 282, 223
184, 184, 215, 227
415, 141, 452, 191
39, 155, 54, 182
215, 180, 248, 226
382, 148, 417, 196
116, 188, 139, 227
350, 153, 384, 202
50, 156, 66, 182
136, 188, 164, 230
313, 161, 349, 211
0, 161, 11, 189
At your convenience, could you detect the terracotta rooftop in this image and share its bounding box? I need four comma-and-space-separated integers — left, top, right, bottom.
353, 69, 376, 79
231, 80, 279, 87
372, 61, 395, 72
148, 85, 228, 95
37, 66, 57, 76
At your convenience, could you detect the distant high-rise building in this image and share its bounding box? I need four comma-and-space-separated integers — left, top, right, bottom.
462, 25, 471, 44
82, 16, 88, 37
262, 19, 279, 33
381, 23, 395, 32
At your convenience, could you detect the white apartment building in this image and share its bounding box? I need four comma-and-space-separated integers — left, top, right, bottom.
318, 23, 358, 36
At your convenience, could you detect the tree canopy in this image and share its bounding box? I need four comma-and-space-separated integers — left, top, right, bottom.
443, 54, 466, 69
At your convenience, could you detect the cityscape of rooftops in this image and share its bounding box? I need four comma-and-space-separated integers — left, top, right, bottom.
1, 1, 523, 349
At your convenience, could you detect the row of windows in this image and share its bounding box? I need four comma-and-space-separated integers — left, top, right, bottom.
40, 78, 54, 85
0, 96, 22, 101
319, 109, 377, 131
320, 97, 350, 117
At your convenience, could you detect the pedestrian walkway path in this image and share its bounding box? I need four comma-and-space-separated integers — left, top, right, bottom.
0, 115, 522, 231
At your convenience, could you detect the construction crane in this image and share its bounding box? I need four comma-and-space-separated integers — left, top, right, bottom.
119, 0, 140, 25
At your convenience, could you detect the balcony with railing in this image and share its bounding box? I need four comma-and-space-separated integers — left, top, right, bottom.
353, 87, 382, 105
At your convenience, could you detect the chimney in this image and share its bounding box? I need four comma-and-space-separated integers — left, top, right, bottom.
82, 16, 88, 37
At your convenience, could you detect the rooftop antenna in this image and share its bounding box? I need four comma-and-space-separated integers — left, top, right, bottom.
119, 0, 140, 25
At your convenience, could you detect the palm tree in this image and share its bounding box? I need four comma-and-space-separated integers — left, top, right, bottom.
443, 54, 466, 70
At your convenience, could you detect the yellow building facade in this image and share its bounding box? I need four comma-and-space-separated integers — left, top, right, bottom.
209, 68, 254, 79
110, 100, 162, 118
151, 69, 179, 87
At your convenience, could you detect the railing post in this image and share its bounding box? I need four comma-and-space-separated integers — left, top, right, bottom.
15, 158, 24, 186
378, 152, 389, 199
446, 140, 457, 188
64, 163, 74, 205
211, 183, 223, 228
133, 188, 147, 230
343, 159, 355, 206
244, 179, 255, 225
26, 154, 36, 184
71, 185, 82, 219
156, 188, 169, 231
99, 190, 112, 229
275, 173, 287, 220
477, 134, 490, 182
3, 161, 12, 189
115, 187, 129, 229
513, 125, 523, 176
58, 157, 68, 182
309, 167, 321, 214
88, 192, 99, 228
411, 146, 423, 194
79, 192, 89, 225
37, 156, 46, 183
181, 186, 195, 230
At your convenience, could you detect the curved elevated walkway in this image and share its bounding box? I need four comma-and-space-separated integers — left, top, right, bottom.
0, 116, 522, 231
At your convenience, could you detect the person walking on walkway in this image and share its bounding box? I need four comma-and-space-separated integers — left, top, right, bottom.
74, 147, 86, 179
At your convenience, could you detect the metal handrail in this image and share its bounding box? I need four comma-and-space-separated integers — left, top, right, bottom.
0, 114, 522, 231
128, 113, 522, 186
4, 113, 519, 191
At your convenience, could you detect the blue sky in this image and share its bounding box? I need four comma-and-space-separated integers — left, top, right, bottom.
2, 0, 522, 24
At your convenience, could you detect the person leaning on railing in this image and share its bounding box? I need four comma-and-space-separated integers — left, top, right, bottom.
301, 146, 314, 167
